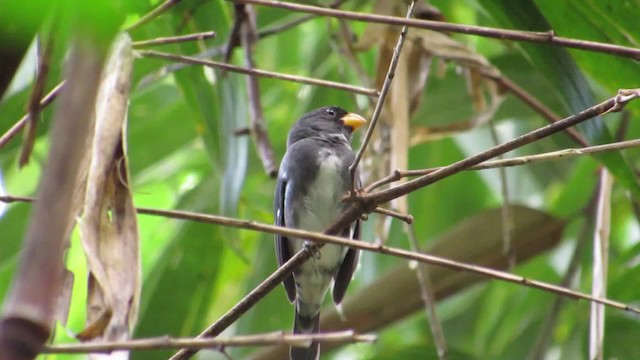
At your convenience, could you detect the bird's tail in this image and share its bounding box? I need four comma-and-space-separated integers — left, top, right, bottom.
290, 308, 320, 360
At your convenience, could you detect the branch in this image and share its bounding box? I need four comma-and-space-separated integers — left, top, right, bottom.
365, 137, 640, 192
137, 50, 379, 97
43, 331, 375, 353
355, 89, 639, 207
372, 206, 413, 224
348, 0, 416, 189
238, 5, 278, 177
20, 30, 56, 167
230, 0, 640, 60
4, 94, 637, 360
527, 197, 595, 360
0, 37, 106, 360
482, 71, 589, 147
0, 81, 65, 151
169, 250, 314, 359
126, 0, 184, 31
406, 224, 447, 359
2, 195, 637, 316
131, 32, 216, 47
136, 1, 348, 89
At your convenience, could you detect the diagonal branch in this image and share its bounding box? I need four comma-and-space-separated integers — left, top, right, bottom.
349, 0, 416, 189
482, 71, 589, 147
131, 32, 217, 47
358, 89, 639, 205
230, 0, 640, 60
20, 29, 56, 167
137, 50, 379, 97
406, 224, 447, 359
126, 0, 184, 31
0, 82, 65, 151
365, 138, 640, 191
4, 90, 638, 360
2, 194, 637, 317
238, 4, 279, 177
324, 89, 640, 245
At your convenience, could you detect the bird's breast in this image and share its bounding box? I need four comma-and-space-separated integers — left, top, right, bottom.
289, 150, 351, 312
299, 151, 345, 231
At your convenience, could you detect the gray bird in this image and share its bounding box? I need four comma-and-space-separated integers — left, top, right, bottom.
274, 106, 367, 360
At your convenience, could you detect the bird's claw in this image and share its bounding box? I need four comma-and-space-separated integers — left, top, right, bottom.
304, 241, 322, 260
341, 188, 365, 203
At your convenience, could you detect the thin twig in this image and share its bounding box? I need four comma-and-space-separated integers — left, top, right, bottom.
353, 89, 640, 205
137, 50, 379, 97
335, 19, 376, 109
224, 4, 246, 64
481, 71, 589, 147
132, 32, 217, 47
136, 8, 335, 89
226, 0, 349, 60
169, 250, 315, 359
126, 0, 184, 31
349, 0, 417, 190
406, 224, 447, 359
3, 91, 639, 360
258, 14, 316, 38
0, 81, 65, 150
91, 90, 640, 359
231, 0, 640, 60
1, 195, 637, 317
239, 5, 278, 177
365, 137, 640, 192
43, 331, 375, 353
372, 206, 413, 224
527, 198, 595, 360
20, 30, 55, 167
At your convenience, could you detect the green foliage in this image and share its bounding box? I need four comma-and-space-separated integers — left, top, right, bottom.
0, 0, 639, 359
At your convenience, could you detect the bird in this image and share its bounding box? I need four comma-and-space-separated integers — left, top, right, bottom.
274, 106, 367, 360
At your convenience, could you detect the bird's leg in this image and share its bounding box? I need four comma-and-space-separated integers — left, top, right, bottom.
341, 188, 364, 202
304, 241, 322, 260
341, 189, 369, 221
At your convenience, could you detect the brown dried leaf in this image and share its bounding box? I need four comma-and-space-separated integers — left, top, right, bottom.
78, 34, 139, 353
76, 308, 113, 341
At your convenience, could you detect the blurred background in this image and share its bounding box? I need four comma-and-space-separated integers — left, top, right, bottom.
1, 0, 640, 359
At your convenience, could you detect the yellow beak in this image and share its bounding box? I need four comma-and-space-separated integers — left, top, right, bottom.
341, 113, 367, 130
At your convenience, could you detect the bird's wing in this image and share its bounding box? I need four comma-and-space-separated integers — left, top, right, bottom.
332, 218, 360, 304
275, 169, 297, 303
332, 172, 362, 304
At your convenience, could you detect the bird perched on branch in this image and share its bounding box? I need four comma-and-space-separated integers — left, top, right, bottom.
274, 106, 367, 360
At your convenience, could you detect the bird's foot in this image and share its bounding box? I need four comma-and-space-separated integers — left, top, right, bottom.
341, 188, 365, 203
304, 241, 322, 260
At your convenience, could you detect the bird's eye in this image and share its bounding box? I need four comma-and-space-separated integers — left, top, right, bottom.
325, 108, 336, 117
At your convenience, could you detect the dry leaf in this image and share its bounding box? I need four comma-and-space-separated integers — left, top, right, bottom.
78, 34, 140, 357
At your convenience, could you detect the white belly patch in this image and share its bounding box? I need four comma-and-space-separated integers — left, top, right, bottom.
291, 151, 348, 309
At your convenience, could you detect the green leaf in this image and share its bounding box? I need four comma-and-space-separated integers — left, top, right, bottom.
478, 0, 640, 198
134, 177, 223, 359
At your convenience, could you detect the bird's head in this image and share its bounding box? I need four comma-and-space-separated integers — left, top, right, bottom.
287, 106, 367, 146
